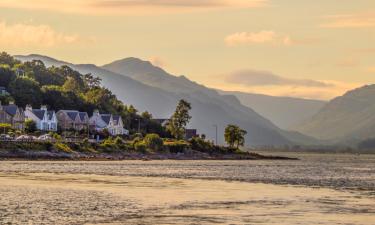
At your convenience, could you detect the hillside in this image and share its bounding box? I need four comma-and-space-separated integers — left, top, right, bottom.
16, 54, 315, 146
294, 84, 375, 142
219, 91, 326, 129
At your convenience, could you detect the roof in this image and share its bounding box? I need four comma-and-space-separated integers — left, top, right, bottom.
31, 109, 45, 120
100, 114, 111, 125
112, 115, 121, 125
47, 111, 54, 120
79, 112, 88, 121
66, 111, 78, 121
3, 105, 18, 116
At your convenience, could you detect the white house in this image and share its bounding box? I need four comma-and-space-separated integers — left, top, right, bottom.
89, 110, 128, 136
25, 105, 58, 131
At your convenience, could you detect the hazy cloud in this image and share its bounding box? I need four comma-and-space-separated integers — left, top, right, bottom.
225, 70, 333, 87
150, 56, 167, 68
321, 13, 375, 28
0, 21, 84, 47
225, 31, 317, 47
0, 0, 267, 14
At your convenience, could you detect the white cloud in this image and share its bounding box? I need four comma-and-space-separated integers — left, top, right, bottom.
0, 21, 83, 47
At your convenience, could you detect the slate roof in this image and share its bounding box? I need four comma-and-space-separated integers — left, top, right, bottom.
100, 114, 111, 125
3, 105, 18, 116
79, 112, 88, 121
66, 111, 78, 121
31, 109, 45, 120
112, 115, 121, 125
47, 111, 54, 120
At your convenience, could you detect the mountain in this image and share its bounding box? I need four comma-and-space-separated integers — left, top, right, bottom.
15, 54, 313, 146
294, 84, 375, 143
218, 91, 326, 129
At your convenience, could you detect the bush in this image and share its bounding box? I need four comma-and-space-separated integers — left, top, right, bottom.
144, 133, 163, 151
114, 136, 125, 145
24, 119, 37, 133
134, 141, 147, 153
164, 140, 189, 153
190, 136, 213, 152
54, 142, 72, 153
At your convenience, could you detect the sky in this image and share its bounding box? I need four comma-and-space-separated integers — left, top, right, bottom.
0, 0, 374, 100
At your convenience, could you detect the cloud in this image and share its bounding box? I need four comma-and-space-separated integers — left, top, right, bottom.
320, 13, 375, 28
225, 70, 333, 87
150, 56, 167, 68
0, 21, 85, 47
225, 31, 317, 47
0, 0, 268, 14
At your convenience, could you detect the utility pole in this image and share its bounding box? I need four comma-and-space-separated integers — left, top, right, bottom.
213, 124, 218, 146
137, 118, 141, 134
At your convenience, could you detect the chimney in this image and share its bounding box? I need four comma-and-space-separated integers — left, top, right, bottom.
41, 105, 47, 111
26, 104, 32, 111
93, 109, 100, 116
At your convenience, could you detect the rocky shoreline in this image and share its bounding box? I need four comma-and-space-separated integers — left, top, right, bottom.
0, 149, 297, 161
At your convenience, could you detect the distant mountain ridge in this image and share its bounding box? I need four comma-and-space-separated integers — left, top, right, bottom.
219, 91, 326, 129
15, 54, 316, 146
294, 84, 375, 143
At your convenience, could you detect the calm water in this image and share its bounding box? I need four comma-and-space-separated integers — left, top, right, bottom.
0, 153, 374, 224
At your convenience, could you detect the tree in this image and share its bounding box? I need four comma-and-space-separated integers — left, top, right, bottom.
83, 73, 101, 89
167, 99, 192, 139
141, 111, 152, 120
8, 77, 43, 107
0, 66, 15, 87
144, 133, 163, 151
224, 124, 247, 149
25, 119, 37, 133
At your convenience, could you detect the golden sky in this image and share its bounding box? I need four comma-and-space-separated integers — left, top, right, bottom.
0, 0, 374, 100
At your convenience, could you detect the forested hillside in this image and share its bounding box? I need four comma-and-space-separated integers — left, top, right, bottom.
0, 52, 163, 134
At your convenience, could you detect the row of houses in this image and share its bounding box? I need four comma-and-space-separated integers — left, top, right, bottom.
0, 102, 128, 136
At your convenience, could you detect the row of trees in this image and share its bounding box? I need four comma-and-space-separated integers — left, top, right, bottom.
167, 99, 247, 148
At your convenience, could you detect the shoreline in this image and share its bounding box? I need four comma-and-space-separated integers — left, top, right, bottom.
0, 149, 297, 161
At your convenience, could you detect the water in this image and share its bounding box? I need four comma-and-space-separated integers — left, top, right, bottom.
0, 153, 374, 224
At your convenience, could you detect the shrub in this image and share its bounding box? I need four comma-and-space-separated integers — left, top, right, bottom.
24, 119, 37, 133
144, 133, 163, 151
114, 136, 125, 145
134, 141, 147, 153
164, 140, 189, 153
190, 136, 213, 152
54, 142, 72, 153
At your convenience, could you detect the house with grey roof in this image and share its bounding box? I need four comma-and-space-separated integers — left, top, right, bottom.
0, 101, 25, 130
25, 105, 57, 131
56, 110, 89, 131
89, 109, 128, 136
